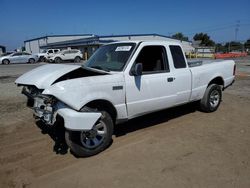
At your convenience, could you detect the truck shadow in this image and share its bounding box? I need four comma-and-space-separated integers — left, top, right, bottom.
114, 102, 198, 137
36, 120, 69, 155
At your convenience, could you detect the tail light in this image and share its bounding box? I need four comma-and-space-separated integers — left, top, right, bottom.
233, 64, 236, 76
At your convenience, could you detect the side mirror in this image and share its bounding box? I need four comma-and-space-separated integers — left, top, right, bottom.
131, 63, 142, 76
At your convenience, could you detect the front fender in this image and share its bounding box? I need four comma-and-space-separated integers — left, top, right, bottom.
42, 75, 125, 111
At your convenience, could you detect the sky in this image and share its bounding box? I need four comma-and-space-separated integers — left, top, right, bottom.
0, 0, 250, 50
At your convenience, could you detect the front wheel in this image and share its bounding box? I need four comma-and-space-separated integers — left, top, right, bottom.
74, 56, 81, 63
65, 111, 114, 157
28, 58, 35, 64
2, 59, 10, 64
54, 57, 62, 63
200, 84, 222, 112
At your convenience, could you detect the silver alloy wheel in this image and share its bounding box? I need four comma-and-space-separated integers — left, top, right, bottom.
209, 90, 220, 108
80, 120, 107, 149
75, 57, 80, 62
29, 58, 35, 63
55, 57, 61, 63
3, 59, 9, 64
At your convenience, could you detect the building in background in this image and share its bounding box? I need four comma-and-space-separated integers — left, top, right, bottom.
195, 46, 215, 58
24, 34, 95, 54
24, 34, 194, 59
0, 45, 6, 55
190, 41, 215, 58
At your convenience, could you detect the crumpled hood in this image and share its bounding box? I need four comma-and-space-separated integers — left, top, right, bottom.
15, 64, 81, 89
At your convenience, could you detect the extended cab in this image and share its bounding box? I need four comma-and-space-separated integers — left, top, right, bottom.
15, 41, 235, 157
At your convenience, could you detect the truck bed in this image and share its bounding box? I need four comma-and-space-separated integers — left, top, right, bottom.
187, 59, 230, 67
188, 59, 235, 102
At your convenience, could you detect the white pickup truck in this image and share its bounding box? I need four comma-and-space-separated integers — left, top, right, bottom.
15, 41, 235, 157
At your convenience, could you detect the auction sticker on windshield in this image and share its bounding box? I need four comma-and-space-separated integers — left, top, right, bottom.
115, 46, 132, 51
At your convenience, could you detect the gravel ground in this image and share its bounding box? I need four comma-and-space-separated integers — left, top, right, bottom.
0, 58, 250, 188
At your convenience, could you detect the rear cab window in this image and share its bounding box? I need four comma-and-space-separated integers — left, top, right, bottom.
169, 45, 186, 69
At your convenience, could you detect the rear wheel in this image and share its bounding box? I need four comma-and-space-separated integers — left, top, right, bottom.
200, 84, 222, 112
28, 58, 35, 64
54, 57, 62, 63
65, 111, 113, 157
2, 59, 10, 64
74, 56, 81, 63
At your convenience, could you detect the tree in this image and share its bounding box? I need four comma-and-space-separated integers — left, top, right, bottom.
193, 33, 215, 46
171, 32, 188, 41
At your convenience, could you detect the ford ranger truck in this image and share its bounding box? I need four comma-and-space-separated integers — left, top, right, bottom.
15, 41, 235, 157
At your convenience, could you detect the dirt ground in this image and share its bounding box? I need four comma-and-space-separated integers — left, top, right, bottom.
0, 59, 250, 188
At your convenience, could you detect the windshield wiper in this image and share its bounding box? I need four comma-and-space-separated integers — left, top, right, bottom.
89, 66, 110, 72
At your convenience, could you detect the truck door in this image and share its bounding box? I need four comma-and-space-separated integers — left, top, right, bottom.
125, 45, 176, 118
169, 45, 192, 105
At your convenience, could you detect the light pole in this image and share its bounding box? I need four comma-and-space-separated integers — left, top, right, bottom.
235, 20, 240, 41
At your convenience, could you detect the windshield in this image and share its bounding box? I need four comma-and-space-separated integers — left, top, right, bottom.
0, 52, 12, 57
84, 43, 136, 71
41, 50, 47, 53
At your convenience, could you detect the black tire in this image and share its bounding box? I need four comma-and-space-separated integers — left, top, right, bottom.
28, 58, 35, 64
2, 59, 10, 64
200, 84, 222, 112
65, 111, 114, 157
54, 57, 62, 63
39, 57, 46, 62
74, 56, 81, 63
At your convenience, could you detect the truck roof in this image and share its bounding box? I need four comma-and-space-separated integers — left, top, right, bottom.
108, 40, 182, 46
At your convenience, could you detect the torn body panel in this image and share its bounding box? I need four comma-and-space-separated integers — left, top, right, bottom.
32, 96, 101, 131
57, 108, 101, 131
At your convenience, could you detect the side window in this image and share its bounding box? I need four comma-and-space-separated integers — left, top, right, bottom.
54, 50, 59, 53
135, 46, 168, 74
48, 50, 53, 53
169, 45, 186, 69
13, 52, 22, 56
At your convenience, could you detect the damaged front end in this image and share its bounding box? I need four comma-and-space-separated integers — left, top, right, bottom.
22, 85, 60, 125
21, 85, 101, 131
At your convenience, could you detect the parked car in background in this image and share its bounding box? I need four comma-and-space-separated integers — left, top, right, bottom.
47, 49, 82, 63
0, 52, 39, 64
36, 49, 60, 62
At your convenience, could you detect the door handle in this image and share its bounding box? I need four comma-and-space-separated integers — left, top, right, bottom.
167, 77, 175, 82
